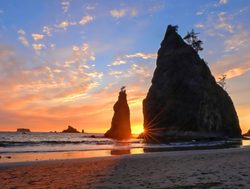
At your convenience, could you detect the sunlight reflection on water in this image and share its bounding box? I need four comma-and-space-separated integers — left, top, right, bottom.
0, 139, 249, 164
242, 139, 250, 146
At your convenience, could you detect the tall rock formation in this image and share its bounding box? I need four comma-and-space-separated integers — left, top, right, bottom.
143, 25, 241, 142
105, 87, 131, 139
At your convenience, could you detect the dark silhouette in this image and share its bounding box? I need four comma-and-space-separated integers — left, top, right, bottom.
105, 87, 131, 139
62, 125, 80, 133
243, 130, 250, 136
16, 128, 31, 132
143, 25, 241, 143
184, 29, 203, 52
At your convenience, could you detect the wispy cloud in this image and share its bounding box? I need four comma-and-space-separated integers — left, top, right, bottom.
125, 52, 157, 59
148, 2, 165, 13
223, 67, 250, 79
42, 26, 52, 36
61, 1, 70, 13
195, 24, 204, 29
108, 70, 123, 77
112, 59, 127, 66
57, 21, 70, 30
215, 12, 234, 33
32, 33, 44, 41
85, 5, 96, 10
211, 50, 250, 79
110, 9, 126, 18
79, 15, 94, 25
17, 29, 29, 47
219, 0, 228, 5
224, 30, 249, 52
32, 43, 45, 51
196, 11, 204, 16
0, 43, 103, 117
110, 8, 137, 18
53, 15, 94, 31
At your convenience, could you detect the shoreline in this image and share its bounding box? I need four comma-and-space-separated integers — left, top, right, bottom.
1, 145, 250, 167
1, 139, 249, 164
0, 147, 250, 188
0, 140, 250, 165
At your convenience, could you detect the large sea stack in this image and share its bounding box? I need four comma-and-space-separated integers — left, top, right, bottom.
143, 25, 241, 142
105, 87, 131, 139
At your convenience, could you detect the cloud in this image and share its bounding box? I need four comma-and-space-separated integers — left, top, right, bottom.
112, 59, 127, 66
0, 45, 150, 133
32, 33, 44, 41
107, 52, 154, 81
125, 52, 157, 59
57, 21, 70, 30
223, 68, 250, 79
211, 50, 250, 79
215, 12, 234, 33
108, 52, 156, 67
43, 26, 52, 36
32, 43, 45, 51
86, 5, 96, 10
79, 15, 94, 25
17, 29, 29, 47
224, 30, 249, 52
110, 9, 126, 18
128, 64, 151, 77
219, 0, 228, 5
108, 70, 124, 78
54, 16, 94, 31
196, 11, 204, 16
148, 3, 165, 13
61, 1, 70, 13
110, 8, 137, 18
0, 43, 103, 114
195, 24, 204, 29
197, 9, 240, 37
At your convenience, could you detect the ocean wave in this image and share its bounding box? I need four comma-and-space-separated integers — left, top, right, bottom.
0, 140, 115, 147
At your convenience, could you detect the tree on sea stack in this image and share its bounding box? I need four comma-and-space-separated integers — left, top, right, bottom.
104, 87, 131, 140
184, 29, 203, 52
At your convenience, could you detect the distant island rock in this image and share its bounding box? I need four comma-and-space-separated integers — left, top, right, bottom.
142, 25, 241, 142
62, 126, 80, 133
16, 128, 31, 132
105, 87, 131, 139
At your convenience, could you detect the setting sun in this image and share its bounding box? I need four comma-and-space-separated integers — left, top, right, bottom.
131, 124, 144, 135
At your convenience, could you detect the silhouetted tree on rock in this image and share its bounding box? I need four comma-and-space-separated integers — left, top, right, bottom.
184, 29, 203, 52
217, 74, 227, 90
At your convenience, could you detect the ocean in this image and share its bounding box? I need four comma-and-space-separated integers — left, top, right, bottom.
0, 132, 249, 163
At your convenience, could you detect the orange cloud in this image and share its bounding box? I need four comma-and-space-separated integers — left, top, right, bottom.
211, 50, 250, 79
32, 33, 44, 41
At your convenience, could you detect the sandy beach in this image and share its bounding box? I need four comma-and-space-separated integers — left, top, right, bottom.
0, 147, 250, 189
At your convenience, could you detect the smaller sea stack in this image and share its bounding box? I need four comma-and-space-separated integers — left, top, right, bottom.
16, 128, 31, 132
105, 87, 131, 139
62, 126, 80, 133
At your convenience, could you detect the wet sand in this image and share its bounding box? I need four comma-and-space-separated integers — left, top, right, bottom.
0, 147, 250, 189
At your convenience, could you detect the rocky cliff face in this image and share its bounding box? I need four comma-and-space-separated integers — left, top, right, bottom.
143, 25, 241, 142
105, 87, 131, 139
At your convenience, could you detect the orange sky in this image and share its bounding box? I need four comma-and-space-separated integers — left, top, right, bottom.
0, 1, 250, 134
